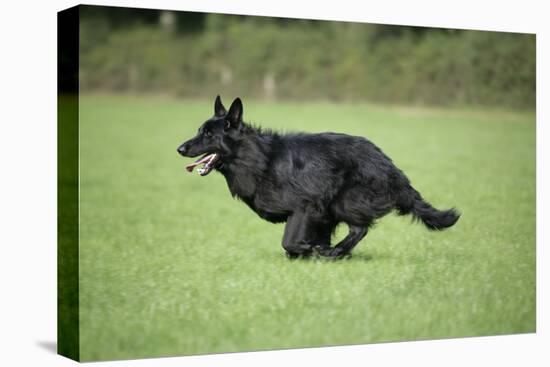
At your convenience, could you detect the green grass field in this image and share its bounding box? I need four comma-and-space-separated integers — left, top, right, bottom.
77, 94, 535, 361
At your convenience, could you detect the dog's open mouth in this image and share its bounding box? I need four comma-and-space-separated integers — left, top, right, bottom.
185, 153, 220, 176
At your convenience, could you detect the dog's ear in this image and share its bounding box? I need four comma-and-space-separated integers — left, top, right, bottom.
225, 98, 243, 130
214, 95, 227, 117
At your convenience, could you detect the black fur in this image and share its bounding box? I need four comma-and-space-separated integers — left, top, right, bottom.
177, 96, 460, 258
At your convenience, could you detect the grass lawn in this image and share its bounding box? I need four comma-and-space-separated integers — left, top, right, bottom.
77, 94, 535, 361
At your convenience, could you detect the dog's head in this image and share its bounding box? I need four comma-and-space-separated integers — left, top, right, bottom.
177, 96, 244, 176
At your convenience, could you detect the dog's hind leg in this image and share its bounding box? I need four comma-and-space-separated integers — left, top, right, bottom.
282, 210, 333, 258
318, 225, 368, 258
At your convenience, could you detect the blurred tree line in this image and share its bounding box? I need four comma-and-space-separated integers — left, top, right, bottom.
79, 6, 535, 108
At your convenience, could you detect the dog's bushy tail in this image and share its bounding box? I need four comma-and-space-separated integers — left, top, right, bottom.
397, 187, 460, 231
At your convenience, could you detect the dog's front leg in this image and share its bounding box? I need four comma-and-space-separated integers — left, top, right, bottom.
282, 210, 332, 258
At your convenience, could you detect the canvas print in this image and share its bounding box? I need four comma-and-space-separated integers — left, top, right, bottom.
58, 5, 536, 362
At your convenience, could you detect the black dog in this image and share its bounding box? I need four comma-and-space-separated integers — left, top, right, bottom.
177, 96, 459, 258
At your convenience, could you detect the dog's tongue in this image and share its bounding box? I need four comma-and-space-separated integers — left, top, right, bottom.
186, 153, 218, 176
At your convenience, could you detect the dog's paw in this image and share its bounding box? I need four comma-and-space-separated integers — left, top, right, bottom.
317, 246, 351, 259
312, 245, 330, 256
285, 251, 300, 259
328, 247, 345, 258
285, 251, 314, 259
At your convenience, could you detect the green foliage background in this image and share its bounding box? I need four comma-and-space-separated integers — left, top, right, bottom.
79, 6, 535, 108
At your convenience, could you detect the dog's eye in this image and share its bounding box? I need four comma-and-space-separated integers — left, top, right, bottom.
205, 130, 213, 137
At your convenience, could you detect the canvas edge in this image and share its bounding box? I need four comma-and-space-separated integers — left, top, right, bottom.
57, 4, 80, 362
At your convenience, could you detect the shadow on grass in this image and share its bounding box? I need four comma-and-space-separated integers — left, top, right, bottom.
348, 253, 374, 262
284, 252, 375, 263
